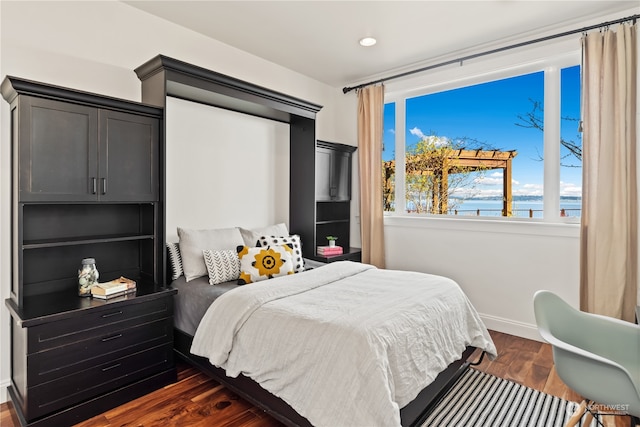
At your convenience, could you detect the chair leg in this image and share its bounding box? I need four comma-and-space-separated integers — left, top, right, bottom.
583, 410, 594, 427
566, 400, 588, 427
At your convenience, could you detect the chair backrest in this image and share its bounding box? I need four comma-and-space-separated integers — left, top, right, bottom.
534, 290, 640, 417
534, 290, 631, 362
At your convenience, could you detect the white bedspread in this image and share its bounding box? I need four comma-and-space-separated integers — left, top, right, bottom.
191, 261, 497, 427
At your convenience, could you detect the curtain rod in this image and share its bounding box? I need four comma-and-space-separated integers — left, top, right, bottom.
342, 13, 639, 94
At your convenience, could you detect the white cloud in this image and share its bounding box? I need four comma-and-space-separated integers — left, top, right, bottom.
513, 183, 543, 196
409, 127, 449, 147
409, 127, 426, 139
450, 187, 504, 198
474, 176, 503, 186
560, 181, 582, 197
523, 183, 543, 190
474, 172, 520, 186
388, 128, 395, 134
455, 181, 580, 198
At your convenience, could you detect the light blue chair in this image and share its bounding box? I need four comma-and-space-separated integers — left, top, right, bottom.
533, 290, 640, 427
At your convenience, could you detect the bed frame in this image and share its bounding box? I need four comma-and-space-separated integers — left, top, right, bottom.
140, 54, 481, 426
174, 328, 476, 427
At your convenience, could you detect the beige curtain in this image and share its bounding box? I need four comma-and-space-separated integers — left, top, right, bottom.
357, 84, 386, 268
580, 23, 638, 322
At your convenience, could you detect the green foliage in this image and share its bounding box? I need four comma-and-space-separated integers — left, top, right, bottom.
404, 136, 488, 214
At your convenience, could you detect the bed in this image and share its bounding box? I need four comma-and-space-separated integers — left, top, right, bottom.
171, 256, 496, 427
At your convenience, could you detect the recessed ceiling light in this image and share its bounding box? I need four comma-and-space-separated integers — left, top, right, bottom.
359, 37, 377, 47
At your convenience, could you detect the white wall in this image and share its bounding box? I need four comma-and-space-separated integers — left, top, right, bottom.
385, 217, 580, 341
0, 0, 356, 404
165, 97, 290, 241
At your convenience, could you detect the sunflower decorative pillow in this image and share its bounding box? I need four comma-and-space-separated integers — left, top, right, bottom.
236, 245, 294, 285
257, 235, 304, 273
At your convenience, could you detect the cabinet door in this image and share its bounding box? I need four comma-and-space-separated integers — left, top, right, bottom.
332, 150, 351, 201
18, 97, 98, 202
99, 110, 159, 202
316, 147, 351, 201
315, 147, 332, 201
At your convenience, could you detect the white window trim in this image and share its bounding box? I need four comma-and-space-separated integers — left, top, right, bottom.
385, 41, 582, 225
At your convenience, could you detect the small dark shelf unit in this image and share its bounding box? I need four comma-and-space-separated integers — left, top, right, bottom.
1, 76, 176, 427
311, 140, 360, 262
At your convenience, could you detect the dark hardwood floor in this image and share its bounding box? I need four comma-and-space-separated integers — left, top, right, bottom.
1, 330, 633, 427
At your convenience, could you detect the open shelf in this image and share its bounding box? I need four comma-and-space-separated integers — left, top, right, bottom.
23, 234, 156, 249
22, 203, 156, 242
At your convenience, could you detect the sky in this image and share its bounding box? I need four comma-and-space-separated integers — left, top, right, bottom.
383, 66, 582, 199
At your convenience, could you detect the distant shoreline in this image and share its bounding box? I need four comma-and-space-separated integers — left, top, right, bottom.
448, 198, 581, 218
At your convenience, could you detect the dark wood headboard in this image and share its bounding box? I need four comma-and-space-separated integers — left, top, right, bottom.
135, 55, 324, 265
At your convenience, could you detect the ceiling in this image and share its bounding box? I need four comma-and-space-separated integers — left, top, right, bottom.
124, 1, 638, 89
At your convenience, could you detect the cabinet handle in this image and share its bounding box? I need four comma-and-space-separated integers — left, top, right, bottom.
101, 363, 121, 372
101, 333, 123, 342
91, 177, 97, 194
102, 178, 107, 195
101, 310, 123, 318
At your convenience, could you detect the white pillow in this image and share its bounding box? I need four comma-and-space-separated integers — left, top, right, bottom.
239, 223, 289, 246
177, 227, 244, 282
257, 235, 304, 273
237, 245, 294, 284
203, 249, 240, 285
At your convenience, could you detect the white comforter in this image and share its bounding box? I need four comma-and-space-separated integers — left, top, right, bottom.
191, 261, 497, 427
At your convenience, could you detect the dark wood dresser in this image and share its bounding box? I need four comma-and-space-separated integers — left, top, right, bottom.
5, 288, 176, 426
1, 76, 176, 426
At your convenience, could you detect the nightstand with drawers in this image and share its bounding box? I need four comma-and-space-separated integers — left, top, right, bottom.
6, 287, 176, 427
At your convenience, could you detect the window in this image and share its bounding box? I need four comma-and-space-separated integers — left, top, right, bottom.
383, 102, 396, 212
384, 63, 581, 221
559, 65, 582, 218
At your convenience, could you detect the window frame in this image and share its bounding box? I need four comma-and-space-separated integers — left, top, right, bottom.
383, 46, 582, 224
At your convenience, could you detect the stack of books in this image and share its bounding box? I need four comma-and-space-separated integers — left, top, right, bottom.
317, 245, 343, 256
91, 276, 137, 300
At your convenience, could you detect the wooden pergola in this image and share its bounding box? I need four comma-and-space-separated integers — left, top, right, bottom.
384, 149, 518, 215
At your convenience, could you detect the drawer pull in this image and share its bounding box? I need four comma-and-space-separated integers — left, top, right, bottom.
101, 333, 123, 342
101, 310, 123, 318
101, 363, 121, 372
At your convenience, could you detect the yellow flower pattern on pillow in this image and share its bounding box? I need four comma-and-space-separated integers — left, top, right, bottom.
236, 245, 294, 284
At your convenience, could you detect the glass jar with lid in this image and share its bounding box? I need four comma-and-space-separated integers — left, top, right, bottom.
78, 258, 99, 297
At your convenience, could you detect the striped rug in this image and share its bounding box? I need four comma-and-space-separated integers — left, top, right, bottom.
421, 368, 599, 427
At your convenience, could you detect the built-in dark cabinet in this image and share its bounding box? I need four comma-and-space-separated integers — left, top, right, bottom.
316, 142, 352, 201
17, 96, 158, 202
311, 141, 360, 262
1, 76, 174, 427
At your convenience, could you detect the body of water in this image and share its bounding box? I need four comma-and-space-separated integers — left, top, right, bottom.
449, 199, 581, 218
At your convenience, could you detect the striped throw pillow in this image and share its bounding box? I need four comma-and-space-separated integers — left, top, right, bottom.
203, 249, 241, 285
167, 242, 183, 281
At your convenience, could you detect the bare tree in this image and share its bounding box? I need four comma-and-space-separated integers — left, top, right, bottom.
515, 99, 582, 167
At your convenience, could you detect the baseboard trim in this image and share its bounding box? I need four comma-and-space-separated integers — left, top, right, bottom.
479, 313, 544, 342
0, 378, 10, 404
